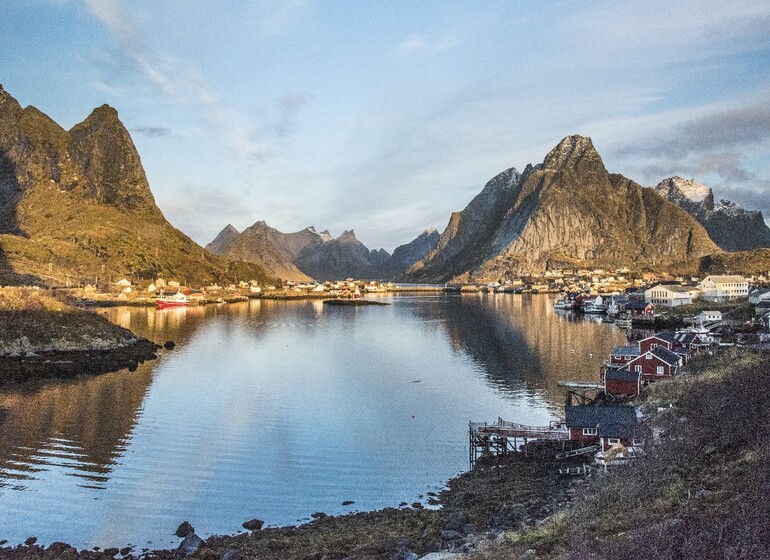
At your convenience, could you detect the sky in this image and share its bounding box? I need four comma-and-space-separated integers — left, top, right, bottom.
2, 0, 770, 252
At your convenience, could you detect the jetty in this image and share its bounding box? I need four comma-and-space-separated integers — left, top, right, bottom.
469, 418, 569, 467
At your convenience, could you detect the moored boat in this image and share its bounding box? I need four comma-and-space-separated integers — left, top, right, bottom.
156, 292, 189, 309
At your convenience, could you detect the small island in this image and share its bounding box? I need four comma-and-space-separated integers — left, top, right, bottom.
0, 287, 160, 384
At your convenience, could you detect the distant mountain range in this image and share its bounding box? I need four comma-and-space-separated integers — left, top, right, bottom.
206, 222, 439, 282
2, 83, 769, 287
0, 84, 270, 286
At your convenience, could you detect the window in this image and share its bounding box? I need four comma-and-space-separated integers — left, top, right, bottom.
656, 366, 665, 375
646, 354, 652, 360
635, 365, 642, 373
607, 438, 621, 445
582, 428, 598, 436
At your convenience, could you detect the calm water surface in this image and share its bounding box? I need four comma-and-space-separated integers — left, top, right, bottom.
0, 294, 626, 549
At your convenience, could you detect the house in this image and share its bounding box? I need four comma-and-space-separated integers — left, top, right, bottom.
625, 346, 682, 381
603, 368, 641, 398
564, 405, 639, 451
699, 275, 749, 302
696, 310, 722, 323
625, 299, 654, 316
638, 334, 675, 354
749, 288, 770, 305
607, 345, 640, 366
644, 284, 699, 307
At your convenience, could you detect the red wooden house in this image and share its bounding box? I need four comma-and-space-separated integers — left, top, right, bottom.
604, 367, 641, 398
607, 345, 640, 366
564, 405, 639, 451
625, 346, 681, 381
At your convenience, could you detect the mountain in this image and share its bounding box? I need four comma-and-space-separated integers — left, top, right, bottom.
207, 222, 440, 282
205, 222, 330, 282
406, 135, 720, 283
293, 229, 391, 281
0, 85, 271, 286
386, 227, 440, 276
653, 176, 770, 252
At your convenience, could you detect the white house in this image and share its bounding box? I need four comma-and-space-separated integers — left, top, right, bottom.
699, 275, 749, 302
696, 310, 723, 323
644, 284, 699, 307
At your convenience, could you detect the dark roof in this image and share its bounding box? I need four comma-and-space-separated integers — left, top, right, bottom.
640, 332, 675, 344
625, 300, 649, 310
611, 345, 640, 356
565, 405, 638, 438
605, 368, 639, 382
651, 346, 681, 365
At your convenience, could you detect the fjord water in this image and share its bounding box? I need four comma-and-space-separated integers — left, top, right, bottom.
0, 294, 625, 549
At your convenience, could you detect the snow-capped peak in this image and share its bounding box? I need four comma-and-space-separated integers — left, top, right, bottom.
655, 176, 712, 204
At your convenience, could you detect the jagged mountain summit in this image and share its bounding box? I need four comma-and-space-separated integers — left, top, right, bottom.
205, 222, 332, 282
207, 221, 440, 282
0, 85, 270, 286
653, 176, 770, 252
405, 135, 720, 283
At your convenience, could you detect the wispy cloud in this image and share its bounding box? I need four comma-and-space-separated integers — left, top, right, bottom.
82, 0, 275, 164
132, 125, 173, 138
396, 34, 458, 55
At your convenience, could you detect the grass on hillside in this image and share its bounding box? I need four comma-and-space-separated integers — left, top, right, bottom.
474, 348, 770, 559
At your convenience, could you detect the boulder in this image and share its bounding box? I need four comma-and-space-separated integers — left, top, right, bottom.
175, 521, 195, 537
242, 518, 264, 531
177, 533, 203, 557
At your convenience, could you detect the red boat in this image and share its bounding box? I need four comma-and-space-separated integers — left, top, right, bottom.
155, 293, 189, 309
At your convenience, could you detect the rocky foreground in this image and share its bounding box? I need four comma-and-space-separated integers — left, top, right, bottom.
0, 287, 160, 384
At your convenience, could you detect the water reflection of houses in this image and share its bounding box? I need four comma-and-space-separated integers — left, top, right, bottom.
411, 294, 626, 405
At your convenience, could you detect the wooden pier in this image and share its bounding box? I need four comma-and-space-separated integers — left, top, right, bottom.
469, 417, 569, 467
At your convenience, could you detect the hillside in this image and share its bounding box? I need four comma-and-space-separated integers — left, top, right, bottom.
405, 136, 720, 283
0, 85, 271, 287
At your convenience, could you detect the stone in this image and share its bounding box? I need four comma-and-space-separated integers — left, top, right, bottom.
242, 518, 264, 531
310, 512, 328, 519
440, 529, 464, 541
164, 340, 176, 350
220, 550, 239, 560
175, 521, 195, 537
120, 547, 133, 556
411, 502, 424, 510
342, 500, 355, 506
177, 533, 203, 557
443, 512, 469, 533
47, 542, 77, 556
24, 537, 37, 546
104, 548, 120, 556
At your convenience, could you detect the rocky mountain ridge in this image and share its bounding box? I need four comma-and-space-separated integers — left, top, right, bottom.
0, 85, 271, 286
405, 135, 721, 283
653, 176, 770, 251
208, 223, 439, 281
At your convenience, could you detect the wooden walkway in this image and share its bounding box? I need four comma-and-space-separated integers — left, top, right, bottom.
469, 417, 569, 467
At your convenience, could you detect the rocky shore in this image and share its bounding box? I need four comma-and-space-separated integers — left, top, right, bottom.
0, 446, 582, 560
0, 287, 161, 384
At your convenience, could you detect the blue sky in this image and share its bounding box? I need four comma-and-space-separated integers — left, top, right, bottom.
2, 0, 770, 251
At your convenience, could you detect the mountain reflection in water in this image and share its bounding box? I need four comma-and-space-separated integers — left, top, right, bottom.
0, 294, 625, 549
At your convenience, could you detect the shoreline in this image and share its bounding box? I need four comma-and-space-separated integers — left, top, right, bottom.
0, 445, 583, 560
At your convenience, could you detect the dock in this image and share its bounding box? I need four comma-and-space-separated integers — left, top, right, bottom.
469, 417, 569, 467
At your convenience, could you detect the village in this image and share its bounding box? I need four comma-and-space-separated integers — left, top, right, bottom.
470, 274, 770, 478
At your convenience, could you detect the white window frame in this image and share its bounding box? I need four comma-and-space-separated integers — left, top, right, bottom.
582, 427, 598, 436
656, 365, 665, 376
607, 438, 621, 445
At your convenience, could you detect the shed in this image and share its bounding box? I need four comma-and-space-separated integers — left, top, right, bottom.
564, 405, 639, 451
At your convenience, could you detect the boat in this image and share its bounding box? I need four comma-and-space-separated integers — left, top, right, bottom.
156, 292, 189, 309
554, 296, 573, 310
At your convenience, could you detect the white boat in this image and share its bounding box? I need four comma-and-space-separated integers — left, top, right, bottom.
156, 292, 189, 309
554, 297, 573, 310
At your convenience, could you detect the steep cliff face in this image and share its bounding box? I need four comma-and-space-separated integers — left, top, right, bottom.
206, 221, 321, 282
654, 176, 770, 251
407, 136, 720, 282
0, 85, 270, 286
387, 227, 439, 276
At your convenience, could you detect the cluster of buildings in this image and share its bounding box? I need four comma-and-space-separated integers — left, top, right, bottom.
643, 275, 751, 306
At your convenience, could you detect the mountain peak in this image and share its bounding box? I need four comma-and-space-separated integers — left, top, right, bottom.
338, 229, 357, 242
542, 135, 604, 173
655, 176, 713, 205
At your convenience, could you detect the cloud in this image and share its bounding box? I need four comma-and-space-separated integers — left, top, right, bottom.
395, 34, 458, 55
132, 126, 173, 138
82, 0, 276, 166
